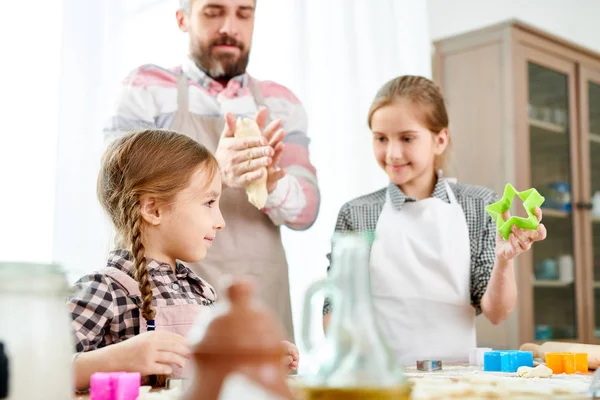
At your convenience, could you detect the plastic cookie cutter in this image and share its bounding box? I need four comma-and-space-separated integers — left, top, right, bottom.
588, 367, 600, 398
469, 347, 492, 367
416, 360, 442, 371
90, 371, 141, 400
485, 183, 545, 240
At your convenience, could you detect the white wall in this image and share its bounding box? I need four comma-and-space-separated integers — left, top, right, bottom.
428, 0, 600, 53
427, 0, 600, 350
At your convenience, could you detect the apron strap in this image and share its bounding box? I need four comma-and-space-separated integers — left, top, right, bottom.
99, 267, 156, 331
443, 179, 459, 205
99, 267, 142, 297
177, 72, 189, 111
248, 77, 273, 124
248, 77, 267, 108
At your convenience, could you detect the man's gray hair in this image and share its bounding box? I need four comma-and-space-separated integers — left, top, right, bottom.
179, 0, 190, 12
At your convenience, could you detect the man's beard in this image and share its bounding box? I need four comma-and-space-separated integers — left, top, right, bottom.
191, 36, 250, 81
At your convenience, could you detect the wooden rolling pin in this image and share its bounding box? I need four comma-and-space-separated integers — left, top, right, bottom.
520, 341, 600, 369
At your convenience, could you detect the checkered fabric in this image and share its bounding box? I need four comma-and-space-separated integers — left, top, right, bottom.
68, 250, 216, 352
323, 178, 500, 316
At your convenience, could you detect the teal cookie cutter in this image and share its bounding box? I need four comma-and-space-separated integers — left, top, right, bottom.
485, 183, 545, 240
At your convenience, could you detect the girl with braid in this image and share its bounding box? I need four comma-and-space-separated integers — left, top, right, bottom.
68, 129, 299, 391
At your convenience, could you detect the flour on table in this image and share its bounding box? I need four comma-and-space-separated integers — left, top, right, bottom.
404, 364, 591, 399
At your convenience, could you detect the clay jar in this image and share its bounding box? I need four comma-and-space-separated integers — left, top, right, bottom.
183, 278, 295, 400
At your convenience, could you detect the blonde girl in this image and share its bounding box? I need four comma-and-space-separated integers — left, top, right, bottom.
323, 76, 546, 365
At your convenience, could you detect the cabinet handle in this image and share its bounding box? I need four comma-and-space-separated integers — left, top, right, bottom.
575, 201, 593, 210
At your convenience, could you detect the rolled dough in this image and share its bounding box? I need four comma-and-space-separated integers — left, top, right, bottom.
234, 118, 269, 209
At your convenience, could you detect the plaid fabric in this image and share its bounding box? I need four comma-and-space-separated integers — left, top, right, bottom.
323, 178, 500, 316
68, 250, 216, 352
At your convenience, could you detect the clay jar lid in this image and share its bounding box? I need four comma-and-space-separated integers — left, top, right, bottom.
193, 277, 286, 357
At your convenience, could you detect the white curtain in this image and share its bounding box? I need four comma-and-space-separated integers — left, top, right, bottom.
53, 0, 128, 283
250, 0, 431, 360
0, 1, 64, 264
52, 0, 431, 359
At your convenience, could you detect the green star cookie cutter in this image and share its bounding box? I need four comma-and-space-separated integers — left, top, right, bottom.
485, 183, 545, 240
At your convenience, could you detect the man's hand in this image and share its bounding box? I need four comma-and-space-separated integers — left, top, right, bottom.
255, 107, 286, 193
215, 112, 274, 189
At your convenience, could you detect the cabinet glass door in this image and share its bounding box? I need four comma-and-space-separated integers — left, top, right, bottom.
527, 59, 580, 341
581, 67, 600, 340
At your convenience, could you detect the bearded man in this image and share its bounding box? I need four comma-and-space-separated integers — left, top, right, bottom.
103, 0, 320, 342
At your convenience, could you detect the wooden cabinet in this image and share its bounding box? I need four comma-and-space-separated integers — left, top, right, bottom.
433, 20, 600, 346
